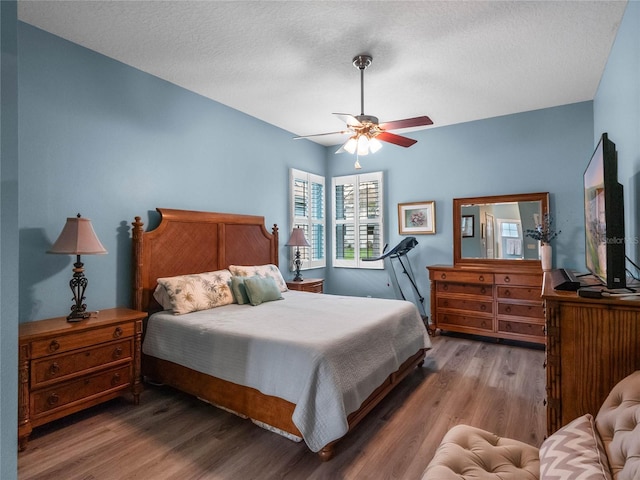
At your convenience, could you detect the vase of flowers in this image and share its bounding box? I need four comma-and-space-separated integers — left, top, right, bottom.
525, 214, 560, 271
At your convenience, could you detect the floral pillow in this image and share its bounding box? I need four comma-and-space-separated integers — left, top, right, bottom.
228, 264, 288, 292
539, 413, 612, 480
156, 270, 234, 315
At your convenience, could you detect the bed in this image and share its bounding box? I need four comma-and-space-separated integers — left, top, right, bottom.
132, 208, 430, 460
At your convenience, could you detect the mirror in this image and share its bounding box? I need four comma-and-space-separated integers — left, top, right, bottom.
453, 192, 549, 267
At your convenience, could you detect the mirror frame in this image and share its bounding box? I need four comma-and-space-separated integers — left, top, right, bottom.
453, 192, 549, 268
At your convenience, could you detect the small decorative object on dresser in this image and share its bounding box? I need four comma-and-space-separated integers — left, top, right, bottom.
286, 278, 324, 293
18, 307, 145, 450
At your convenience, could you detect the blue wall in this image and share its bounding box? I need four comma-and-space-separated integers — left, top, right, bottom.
593, 1, 640, 263
325, 102, 594, 302
18, 23, 326, 322
1, 3, 19, 478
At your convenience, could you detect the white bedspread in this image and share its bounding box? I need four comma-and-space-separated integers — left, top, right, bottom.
142, 291, 431, 452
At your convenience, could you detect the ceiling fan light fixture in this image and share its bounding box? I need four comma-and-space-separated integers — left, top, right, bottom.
343, 137, 358, 154
357, 135, 369, 155
369, 137, 382, 153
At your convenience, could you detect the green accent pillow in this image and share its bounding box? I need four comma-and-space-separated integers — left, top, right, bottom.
231, 276, 251, 305
244, 276, 283, 306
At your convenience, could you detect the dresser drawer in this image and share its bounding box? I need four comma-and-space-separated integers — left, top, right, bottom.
498, 320, 545, 338
497, 302, 544, 319
434, 271, 494, 284
436, 282, 492, 297
30, 323, 135, 359
32, 339, 133, 387
437, 297, 493, 314
31, 364, 132, 417
495, 273, 542, 287
496, 286, 542, 302
437, 313, 492, 332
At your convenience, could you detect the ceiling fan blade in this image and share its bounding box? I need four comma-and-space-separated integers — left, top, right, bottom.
294, 130, 350, 140
379, 116, 433, 131
333, 113, 362, 127
376, 131, 418, 148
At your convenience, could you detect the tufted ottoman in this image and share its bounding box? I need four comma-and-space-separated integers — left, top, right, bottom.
422, 424, 539, 479
422, 370, 640, 480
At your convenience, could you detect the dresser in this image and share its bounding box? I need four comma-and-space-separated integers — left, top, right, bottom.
18, 307, 145, 450
427, 265, 545, 344
543, 278, 640, 435
286, 278, 324, 293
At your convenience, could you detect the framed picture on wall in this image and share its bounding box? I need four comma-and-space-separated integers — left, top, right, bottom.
462, 215, 474, 237
398, 201, 436, 234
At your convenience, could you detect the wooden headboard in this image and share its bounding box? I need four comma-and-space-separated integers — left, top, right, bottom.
132, 208, 279, 313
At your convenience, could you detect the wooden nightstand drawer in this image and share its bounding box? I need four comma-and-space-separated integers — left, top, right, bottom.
286, 278, 324, 293
30, 323, 134, 359
31, 364, 132, 417
32, 339, 132, 387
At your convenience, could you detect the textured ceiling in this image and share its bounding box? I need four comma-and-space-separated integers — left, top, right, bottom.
18, 1, 627, 147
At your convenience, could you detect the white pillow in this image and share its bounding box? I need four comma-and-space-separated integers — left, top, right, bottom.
228, 264, 288, 292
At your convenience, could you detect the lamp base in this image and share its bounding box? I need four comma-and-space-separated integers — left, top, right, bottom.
67, 310, 91, 322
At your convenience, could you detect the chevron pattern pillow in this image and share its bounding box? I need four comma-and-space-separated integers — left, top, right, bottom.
539, 413, 612, 480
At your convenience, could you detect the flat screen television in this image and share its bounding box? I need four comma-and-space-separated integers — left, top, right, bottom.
583, 133, 626, 289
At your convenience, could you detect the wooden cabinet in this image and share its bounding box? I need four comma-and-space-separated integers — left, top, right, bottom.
428, 265, 544, 344
18, 308, 145, 450
286, 278, 324, 293
543, 279, 640, 435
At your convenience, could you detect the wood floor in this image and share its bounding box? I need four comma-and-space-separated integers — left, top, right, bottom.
18, 334, 546, 480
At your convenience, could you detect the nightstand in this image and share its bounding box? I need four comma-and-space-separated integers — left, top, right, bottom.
18, 307, 145, 450
286, 278, 324, 293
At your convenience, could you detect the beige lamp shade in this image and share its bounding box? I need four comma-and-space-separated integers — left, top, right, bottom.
49, 215, 108, 255
285, 228, 310, 247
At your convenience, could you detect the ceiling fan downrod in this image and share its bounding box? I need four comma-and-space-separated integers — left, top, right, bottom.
353, 55, 372, 117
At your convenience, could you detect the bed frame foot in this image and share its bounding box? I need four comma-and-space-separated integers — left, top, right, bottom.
318, 444, 335, 461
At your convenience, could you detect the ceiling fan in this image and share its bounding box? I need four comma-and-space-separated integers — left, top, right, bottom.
295, 54, 433, 168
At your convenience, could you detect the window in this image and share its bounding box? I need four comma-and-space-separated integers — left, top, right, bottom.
290, 169, 325, 269
332, 171, 384, 269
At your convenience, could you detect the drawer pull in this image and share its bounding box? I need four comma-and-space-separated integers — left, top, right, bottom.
480, 305, 486, 311
505, 306, 512, 313
504, 276, 511, 283
113, 347, 123, 358
481, 320, 487, 328
111, 373, 121, 385
442, 284, 449, 291
480, 287, 486, 294
504, 289, 511, 297
505, 323, 512, 331
440, 273, 447, 280
113, 327, 123, 338
49, 362, 60, 375
48, 340, 60, 353
478, 275, 485, 282
47, 394, 59, 406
